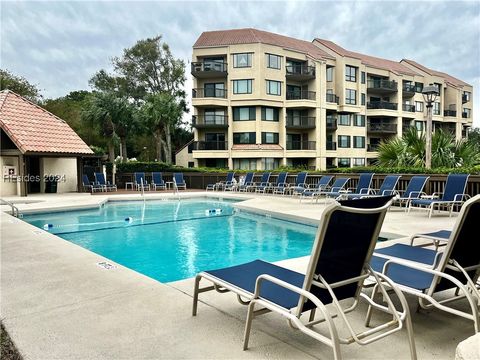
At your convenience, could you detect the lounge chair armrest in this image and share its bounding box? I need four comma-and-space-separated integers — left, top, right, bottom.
431, 192, 443, 198
381, 189, 395, 196
331, 187, 343, 192
346, 187, 356, 192
407, 191, 425, 199
358, 188, 370, 194
453, 193, 470, 202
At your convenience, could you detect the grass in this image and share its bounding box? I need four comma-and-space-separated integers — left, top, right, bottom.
0, 322, 22, 360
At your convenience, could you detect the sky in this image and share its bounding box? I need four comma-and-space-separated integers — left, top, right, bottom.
1, 0, 479, 127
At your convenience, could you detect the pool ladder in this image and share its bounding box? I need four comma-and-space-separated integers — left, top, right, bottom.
0, 198, 22, 217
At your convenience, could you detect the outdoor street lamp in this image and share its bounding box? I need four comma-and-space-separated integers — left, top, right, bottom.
422, 84, 439, 169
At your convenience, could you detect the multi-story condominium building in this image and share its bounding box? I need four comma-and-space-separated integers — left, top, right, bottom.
175, 28, 473, 170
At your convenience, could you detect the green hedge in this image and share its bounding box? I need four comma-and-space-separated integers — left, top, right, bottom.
113, 162, 480, 175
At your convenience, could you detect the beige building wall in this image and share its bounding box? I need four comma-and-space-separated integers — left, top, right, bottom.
40, 157, 78, 193
0, 155, 21, 196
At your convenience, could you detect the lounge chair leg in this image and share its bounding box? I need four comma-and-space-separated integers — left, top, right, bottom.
243, 300, 257, 350
309, 308, 316, 322
192, 275, 201, 316
428, 206, 433, 218
364, 283, 379, 327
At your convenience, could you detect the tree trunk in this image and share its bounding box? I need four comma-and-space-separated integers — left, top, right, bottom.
154, 129, 163, 162
108, 142, 115, 162
121, 137, 128, 162
164, 124, 172, 164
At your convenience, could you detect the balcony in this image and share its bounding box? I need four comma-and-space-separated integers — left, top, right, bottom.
286, 141, 316, 150
367, 101, 398, 111
402, 83, 416, 97
285, 64, 315, 81
286, 90, 316, 101
367, 144, 379, 152
367, 79, 398, 94
367, 122, 397, 134
326, 117, 337, 131
444, 110, 457, 117
462, 94, 469, 104
191, 61, 227, 78
192, 115, 228, 129
402, 103, 415, 112
326, 93, 339, 104
191, 141, 228, 151
326, 141, 337, 150
192, 88, 227, 99
285, 116, 316, 129
462, 112, 470, 119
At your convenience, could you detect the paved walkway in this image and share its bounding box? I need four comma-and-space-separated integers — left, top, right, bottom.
1, 192, 472, 359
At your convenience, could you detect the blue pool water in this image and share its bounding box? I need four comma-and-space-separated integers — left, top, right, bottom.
24, 199, 317, 282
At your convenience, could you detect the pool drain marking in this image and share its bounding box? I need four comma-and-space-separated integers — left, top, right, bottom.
96, 261, 117, 270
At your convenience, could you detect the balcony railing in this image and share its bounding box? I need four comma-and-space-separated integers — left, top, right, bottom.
285, 116, 316, 129
367, 144, 379, 152
444, 110, 457, 117
326, 141, 337, 150
367, 79, 398, 92
326, 117, 337, 130
191, 141, 228, 151
367, 101, 398, 110
192, 88, 227, 99
402, 83, 416, 96
402, 103, 415, 112
191, 61, 227, 78
286, 141, 316, 150
367, 122, 397, 133
192, 115, 228, 128
285, 64, 315, 80
326, 93, 339, 104
286, 90, 316, 101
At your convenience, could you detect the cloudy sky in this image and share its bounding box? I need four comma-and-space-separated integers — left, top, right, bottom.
2, 0, 479, 126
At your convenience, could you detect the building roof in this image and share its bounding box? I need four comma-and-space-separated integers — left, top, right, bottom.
194, 28, 334, 61
314, 38, 419, 76
401, 59, 471, 87
0, 90, 93, 155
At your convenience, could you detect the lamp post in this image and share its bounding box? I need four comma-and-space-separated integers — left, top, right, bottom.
422, 84, 439, 169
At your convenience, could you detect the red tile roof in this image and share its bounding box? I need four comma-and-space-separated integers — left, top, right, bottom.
231, 144, 283, 151
0, 90, 93, 155
401, 59, 470, 87
314, 38, 419, 76
194, 28, 334, 60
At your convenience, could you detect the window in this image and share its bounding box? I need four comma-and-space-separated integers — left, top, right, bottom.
233, 79, 252, 94
353, 136, 365, 148
361, 71, 366, 84
233, 132, 256, 144
261, 132, 279, 144
338, 158, 351, 168
326, 67, 334, 82
233, 107, 256, 121
415, 101, 424, 112
204, 83, 225, 97
433, 102, 440, 115
353, 115, 365, 127
361, 93, 366, 106
261, 107, 279, 121
415, 82, 423, 93
263, 158, 280, 170
463, 108, 471, 118
415, 121, 424, 131
345, 89, 356, 105
204, 109, 226, 124
188, 162, 195, 168
352, 158, 365, 167
266, 54, 281, 69
233, 158, 257, 170
345, 65, 357, 82
266, 80, 281, 95
233, 53, 252, 68
463, 91, 471, 102
338, 135, 351, 148
338, 114, 351, 126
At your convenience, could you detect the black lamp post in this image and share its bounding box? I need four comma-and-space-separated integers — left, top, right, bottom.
422, 84, 439, 169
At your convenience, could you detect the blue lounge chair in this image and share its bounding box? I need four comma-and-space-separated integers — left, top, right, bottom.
348, 175, 401, 199
314, 177, 350, 203
368, 194, 480, 333
134, 172, 150, 191
253, 172, 272, 193
394, 175, 429, 210
299, 175, 333, 201
270, 172, 289, 195
237, 172, 255, 192
94, 172, 117, 192
206, 172, 235, 191
193, 196, 416, 359
173, 172, 187, 190
151, 172, 166, 191
328, 173, 374, 200
409, 174, 470, 217
82, 174, 103, 193
287, 172, 308, 196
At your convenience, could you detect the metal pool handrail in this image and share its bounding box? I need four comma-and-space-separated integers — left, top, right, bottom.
0, 198, 21, 217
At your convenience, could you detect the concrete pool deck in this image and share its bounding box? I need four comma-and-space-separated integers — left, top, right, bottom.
0, 192, 476, 359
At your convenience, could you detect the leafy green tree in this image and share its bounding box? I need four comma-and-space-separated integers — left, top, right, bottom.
377, 127, 480, 168
0, 69, 42, 102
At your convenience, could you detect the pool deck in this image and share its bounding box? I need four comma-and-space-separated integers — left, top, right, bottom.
0, 192, 476, 359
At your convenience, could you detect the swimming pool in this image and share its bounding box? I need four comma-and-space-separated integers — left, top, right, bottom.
24, 199, 317, 282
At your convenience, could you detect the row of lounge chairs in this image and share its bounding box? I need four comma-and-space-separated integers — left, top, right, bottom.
193, 194, 480, 359
207, 172, 471, 217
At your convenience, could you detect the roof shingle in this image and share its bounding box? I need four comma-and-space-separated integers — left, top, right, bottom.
401, 59, 470, 87
0, 90, 93, 155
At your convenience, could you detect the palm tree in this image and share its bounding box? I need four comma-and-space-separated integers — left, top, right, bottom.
377, 127, 479, 168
